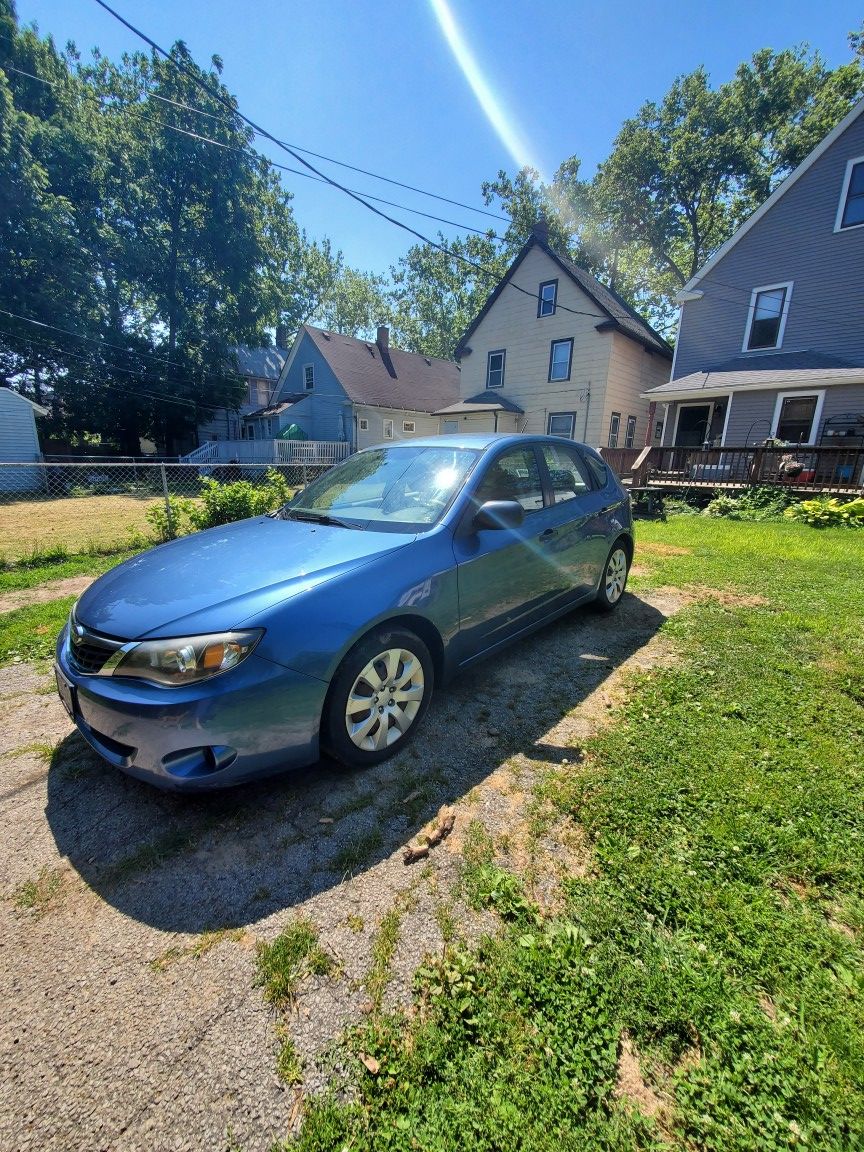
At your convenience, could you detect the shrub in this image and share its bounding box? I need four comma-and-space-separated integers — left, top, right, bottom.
703, 485, 795, 521
188, 469, 292, 532
145, 495, 196, 541
784, 496, 864, 528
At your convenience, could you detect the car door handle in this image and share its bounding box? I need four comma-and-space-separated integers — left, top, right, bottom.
539, 528, 557, 541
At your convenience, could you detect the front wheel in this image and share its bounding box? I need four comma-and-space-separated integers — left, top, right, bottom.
594, 543, 630, 612
322, 628, 433, 768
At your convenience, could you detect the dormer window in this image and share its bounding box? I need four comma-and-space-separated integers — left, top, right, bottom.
538, 279, 558, 317
743, 283, 792, 351
836, 157, 864, 231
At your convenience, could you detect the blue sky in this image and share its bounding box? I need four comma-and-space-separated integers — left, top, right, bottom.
16, 0, 863, 278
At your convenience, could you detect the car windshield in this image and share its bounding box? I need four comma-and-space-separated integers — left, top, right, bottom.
286, 445, 481, 532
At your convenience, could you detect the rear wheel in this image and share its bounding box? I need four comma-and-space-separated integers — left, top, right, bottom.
594, 542, 630, 612
323, 628, 433, 768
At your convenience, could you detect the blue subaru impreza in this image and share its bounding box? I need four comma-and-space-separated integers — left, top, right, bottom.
55, 434, 633, 790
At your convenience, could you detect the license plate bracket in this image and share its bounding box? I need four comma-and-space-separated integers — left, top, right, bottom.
55, 664, 77, 720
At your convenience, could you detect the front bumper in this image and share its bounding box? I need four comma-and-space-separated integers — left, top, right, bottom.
55, 626, 329, 791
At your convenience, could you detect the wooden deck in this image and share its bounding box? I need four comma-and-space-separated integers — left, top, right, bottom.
602, 445, 864, 496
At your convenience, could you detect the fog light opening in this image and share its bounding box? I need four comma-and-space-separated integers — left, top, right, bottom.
162, 745, 237, 778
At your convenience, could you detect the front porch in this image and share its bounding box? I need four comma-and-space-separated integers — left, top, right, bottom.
182, 440, 352, 466
602, 444, 864, 496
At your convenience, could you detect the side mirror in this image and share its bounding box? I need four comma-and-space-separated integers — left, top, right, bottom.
473, 499, 525, 531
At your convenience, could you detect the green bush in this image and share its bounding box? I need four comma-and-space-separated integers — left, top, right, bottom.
703, 485, 795, 522
188, 468, 292, 531
145, 495, 196, 542
784, 496, 864, 528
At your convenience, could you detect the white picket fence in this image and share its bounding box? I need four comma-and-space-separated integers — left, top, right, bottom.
182, 439, 352, 465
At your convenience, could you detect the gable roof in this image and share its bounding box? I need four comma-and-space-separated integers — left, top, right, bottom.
233, 346, 289, 381
278, 326, 461, 413
454, 234, 672, 360
679, 96, 864, 296
0, 385, 48, 416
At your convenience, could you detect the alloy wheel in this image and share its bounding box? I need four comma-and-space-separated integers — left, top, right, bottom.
344, 647, 425, 752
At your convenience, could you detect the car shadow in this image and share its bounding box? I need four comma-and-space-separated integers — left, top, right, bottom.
45, 593, 670, 933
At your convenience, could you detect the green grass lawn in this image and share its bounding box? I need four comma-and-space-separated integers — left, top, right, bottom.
291, 519, 864, 1151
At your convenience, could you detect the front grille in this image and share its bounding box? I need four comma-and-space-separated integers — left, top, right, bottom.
68, 615, 125, 675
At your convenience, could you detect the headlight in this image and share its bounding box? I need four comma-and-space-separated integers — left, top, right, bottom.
110, 630, 263, 687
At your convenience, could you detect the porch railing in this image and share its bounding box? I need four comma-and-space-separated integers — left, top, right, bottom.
600, 445, 864, 493
182, 439, 352, 465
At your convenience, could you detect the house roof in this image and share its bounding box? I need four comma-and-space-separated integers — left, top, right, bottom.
454, 233, 672, 360
0, 385, 48, 416
642, 349, 864, 399
678, 96, 864, 297
293, 326, 461, 413
234, 346, 289, 381
245, 394, 308, 419
434, 390, 525, 416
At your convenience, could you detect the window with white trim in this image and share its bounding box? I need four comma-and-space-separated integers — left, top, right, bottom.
654, 419, 664, 443
538, 279, 557, 317
383, 418, 394, 439
836, 157, 864, 231
547, 413, 575, 438
548, 338, 573, 382
773, 393, 821, 444
358, 417, 369, 431
486, 349, 505, 389
744, 283, 791, 351
625, 415, 637, 449
608, 412, 621, 448
302, 364, 315, 391
403, 420, 415, 433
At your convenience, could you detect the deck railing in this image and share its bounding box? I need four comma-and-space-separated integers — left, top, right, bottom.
601, 445, 864, 494
182, 439, 352, 465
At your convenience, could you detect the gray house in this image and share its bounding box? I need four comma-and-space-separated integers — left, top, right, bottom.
196, 344, 290, 444
0, 385, 47, 492
644, 96, 864, 455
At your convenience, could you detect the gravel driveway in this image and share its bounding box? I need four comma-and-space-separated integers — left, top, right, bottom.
0, 589, 682, 1151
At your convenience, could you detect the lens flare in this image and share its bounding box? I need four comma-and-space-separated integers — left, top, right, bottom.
428, 0, 547, 181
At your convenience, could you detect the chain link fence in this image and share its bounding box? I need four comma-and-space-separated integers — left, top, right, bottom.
0, 461, 333, 563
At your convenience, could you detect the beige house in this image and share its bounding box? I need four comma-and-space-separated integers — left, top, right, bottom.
448, 224, 672, 448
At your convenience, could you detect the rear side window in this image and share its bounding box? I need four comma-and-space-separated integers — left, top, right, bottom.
583, 452, 608, 488
540, 443, 592, 505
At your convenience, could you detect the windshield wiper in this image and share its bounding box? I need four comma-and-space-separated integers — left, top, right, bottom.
286, 509, 355, 529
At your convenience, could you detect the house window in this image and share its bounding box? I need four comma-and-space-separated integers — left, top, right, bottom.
608, 412, 621, 448
358, 418, 369, 432
744, 283, 792, 351
403, 420, 416, 433
303, 364, 315, 391
772, 391, 824, 445
625, 415, 637, 449
537, 279, 558, 317
654, 419, 664, 443
383, 418, 394, 439
548, 338, 573, 382
836, 157, 864, 231
547, 413, 575, 438
486, 350, 505, 389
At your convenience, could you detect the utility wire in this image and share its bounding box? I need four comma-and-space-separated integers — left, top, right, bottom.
6, 64, 501, 238
90, 1, 631, 332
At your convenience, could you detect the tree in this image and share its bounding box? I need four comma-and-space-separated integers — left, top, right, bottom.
388, 232, 507, 360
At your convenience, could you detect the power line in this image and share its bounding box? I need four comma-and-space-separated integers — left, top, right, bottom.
90, 1, 625, 331
6, 64, 502, 238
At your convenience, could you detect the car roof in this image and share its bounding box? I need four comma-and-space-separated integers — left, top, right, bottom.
366, 433, 594, 452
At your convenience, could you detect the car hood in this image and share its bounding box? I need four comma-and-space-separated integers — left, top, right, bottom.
74, 516, 412, 639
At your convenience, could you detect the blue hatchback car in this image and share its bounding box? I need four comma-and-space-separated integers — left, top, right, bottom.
54, 434, 633, 790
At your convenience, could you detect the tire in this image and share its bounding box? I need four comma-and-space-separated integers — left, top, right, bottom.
594, 542, 630, 612
322, 628, 433, 768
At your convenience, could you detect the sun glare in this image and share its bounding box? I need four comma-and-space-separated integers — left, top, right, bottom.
428, 0, 546, 181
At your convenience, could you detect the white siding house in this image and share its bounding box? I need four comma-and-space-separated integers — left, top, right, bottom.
452, 225, 673, 448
